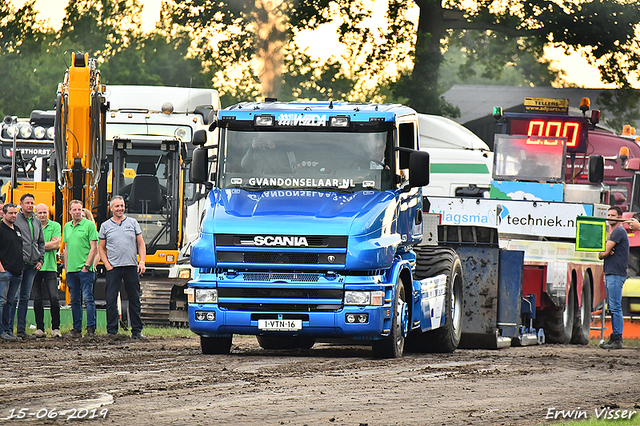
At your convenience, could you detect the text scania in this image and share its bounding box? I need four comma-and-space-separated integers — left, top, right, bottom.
253, 236, 309, 247
505, 214, 574, 228
277, 114, 327, 126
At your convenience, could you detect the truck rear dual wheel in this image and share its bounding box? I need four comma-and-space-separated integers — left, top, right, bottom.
571, 275, 592, 345
406, 246, 463, 353
200, 336, 232, 354
539, 288, 575, 344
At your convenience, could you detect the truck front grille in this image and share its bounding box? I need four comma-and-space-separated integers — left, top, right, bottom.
218, 303, 341, 312
217, 285, 344, 312
215, 234, 348, 267
243, 272, 320, 282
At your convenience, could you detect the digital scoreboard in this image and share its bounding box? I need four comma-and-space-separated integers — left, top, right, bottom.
507, 116, 587, 153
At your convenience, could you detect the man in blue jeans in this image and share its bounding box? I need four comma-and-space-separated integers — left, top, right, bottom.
0, 203, 24, 341
598, 206, 629, 350
63, 200, 99, 338
11, 193, 45, 340
98, 195, 147, 339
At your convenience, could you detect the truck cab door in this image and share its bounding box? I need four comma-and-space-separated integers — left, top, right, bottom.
396, 120, 423, 246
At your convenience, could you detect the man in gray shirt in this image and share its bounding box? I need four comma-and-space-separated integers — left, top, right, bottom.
98, 195, 147, 339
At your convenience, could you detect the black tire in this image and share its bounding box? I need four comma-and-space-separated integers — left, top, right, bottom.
407, 246, 463, 353
200, 336, 232, 354
540, 286, 574, 344
372, 279, 408, 358
571, 275, 592, 345
256, 335, 316, 350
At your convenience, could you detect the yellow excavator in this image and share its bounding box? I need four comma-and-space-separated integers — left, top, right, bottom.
53, 52, 108, 226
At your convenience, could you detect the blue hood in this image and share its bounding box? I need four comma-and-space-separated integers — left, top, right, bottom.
203, 188, 397, 237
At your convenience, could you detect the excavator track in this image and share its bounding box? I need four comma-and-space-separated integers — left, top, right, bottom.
140, 278, 189, 326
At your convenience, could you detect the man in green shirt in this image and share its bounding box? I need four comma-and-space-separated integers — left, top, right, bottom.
63, 200, 99, 337
32, 204, 62, 338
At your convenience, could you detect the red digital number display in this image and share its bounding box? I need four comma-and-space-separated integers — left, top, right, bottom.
508, 118, 586, 152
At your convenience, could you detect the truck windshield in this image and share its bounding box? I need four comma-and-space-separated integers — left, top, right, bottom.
493, 134, 567, 183
218, 130, 394, 192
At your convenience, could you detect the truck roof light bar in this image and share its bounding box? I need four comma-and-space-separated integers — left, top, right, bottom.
330, 115, 350, 127
254, 115, 274, 126
580, 97, 590, 112
19, 125, 32, 139
622, 124, 635, 136
33, 126, 46, 139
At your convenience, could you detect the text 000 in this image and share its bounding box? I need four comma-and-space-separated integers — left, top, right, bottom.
258, 319, 302, 331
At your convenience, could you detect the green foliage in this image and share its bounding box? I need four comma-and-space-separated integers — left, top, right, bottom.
438, 30, 562, 92
0, 1, 62, 117
101, 31, 213, 88
280, 47, 355, 101
1, 0, 639, 118
596, 88, 640, 133
0, 0, 211, 118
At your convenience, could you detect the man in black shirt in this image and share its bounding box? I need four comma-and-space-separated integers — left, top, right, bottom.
0, 203, 24, 341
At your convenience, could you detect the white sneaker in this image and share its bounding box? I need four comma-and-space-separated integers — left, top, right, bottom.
34, 329, 46, 338
51, 329, 62, 338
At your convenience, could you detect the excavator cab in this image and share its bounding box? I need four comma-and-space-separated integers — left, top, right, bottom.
111, 135, 181, 255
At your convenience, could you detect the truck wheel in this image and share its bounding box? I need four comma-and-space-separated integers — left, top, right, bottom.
200, 336, 232, 354
407, 246, 463, 353
256, 335, 316, 350
541, 287, 574, 344
571, 275, 592, 345
372, 279, 408, 359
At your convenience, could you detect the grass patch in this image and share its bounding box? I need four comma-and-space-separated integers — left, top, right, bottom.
543, 416, 639, 426
588, 338, 640, 348
32, 325, 196, 338
142, 326, 197, 338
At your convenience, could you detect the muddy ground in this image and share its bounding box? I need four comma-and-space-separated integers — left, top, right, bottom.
0, 335, 639, 426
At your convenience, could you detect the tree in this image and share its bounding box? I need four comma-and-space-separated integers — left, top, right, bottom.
0, 1, 61, 117
58, 0, 144, 60
597, 87, 640, 133
293, 0, 640, 116
0, 0, 213, 117
168, 0, 364, 103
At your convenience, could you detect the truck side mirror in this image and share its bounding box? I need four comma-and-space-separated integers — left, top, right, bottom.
190, 146, 208, 184
409, 150, 430, 188
587, 155, 604, 183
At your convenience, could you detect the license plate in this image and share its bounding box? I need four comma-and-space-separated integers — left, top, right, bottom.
258, 319, 302, 331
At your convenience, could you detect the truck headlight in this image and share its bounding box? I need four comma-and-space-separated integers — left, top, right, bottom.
33, 126, 46, 139
345, 291, 370, 305
344, 290, 385, 306
195, 288, 218, 303
19, 125, 32, 138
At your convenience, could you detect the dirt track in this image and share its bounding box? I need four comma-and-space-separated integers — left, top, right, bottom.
1, 336, 639, 426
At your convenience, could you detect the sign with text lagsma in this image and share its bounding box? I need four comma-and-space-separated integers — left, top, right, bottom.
575, 216, 607, 252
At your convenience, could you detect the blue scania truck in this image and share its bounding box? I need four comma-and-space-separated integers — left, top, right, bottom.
187, 101, 464, 358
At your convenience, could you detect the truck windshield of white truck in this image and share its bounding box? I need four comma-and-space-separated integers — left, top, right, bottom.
217, 130, 395, 192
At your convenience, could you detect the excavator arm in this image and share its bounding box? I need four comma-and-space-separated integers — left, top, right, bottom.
54, 52, 108, 225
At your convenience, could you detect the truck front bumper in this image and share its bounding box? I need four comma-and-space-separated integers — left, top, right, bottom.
188, 303, 391, 339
